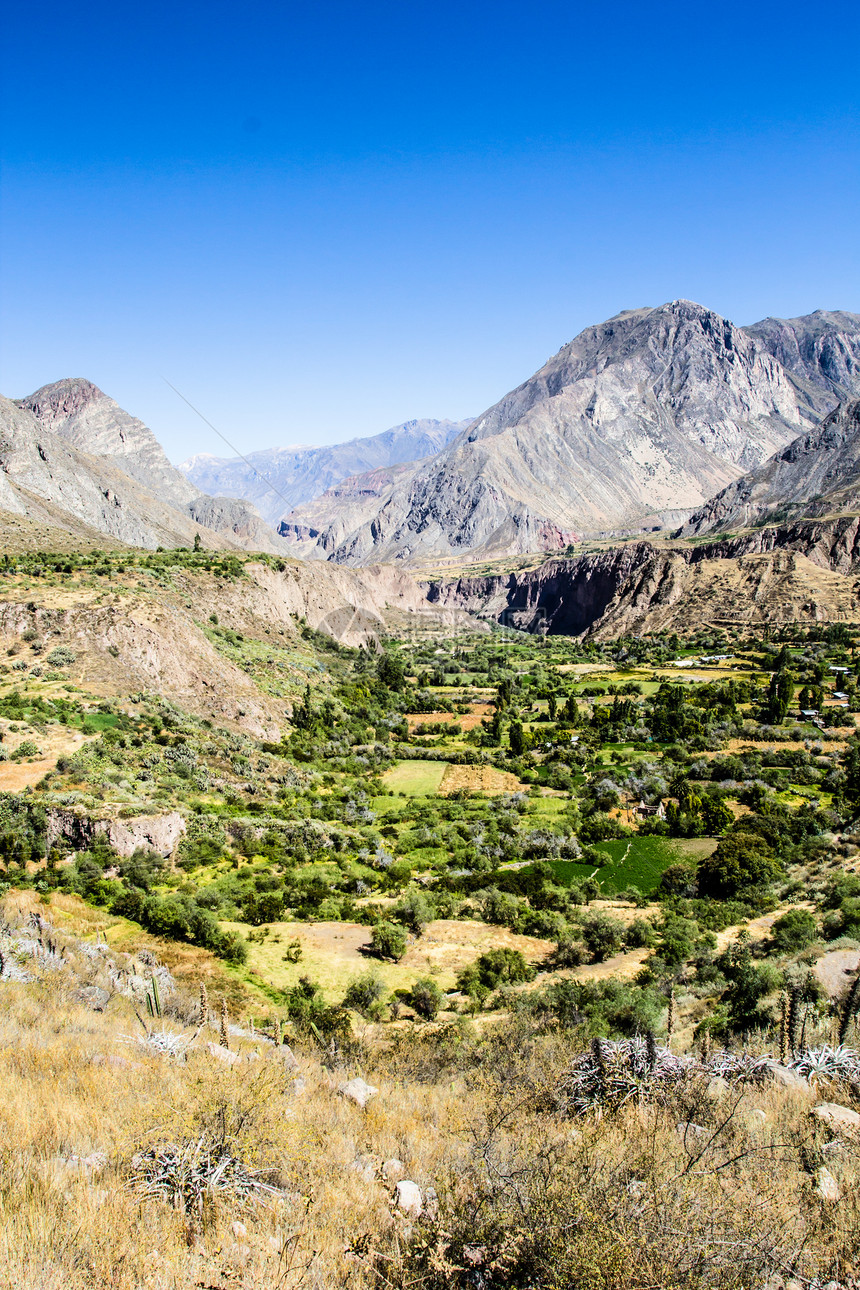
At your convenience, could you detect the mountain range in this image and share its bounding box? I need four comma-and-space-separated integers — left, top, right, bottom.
181, 418, 470, 525
276, 302, 860, 564
4, 303, 860, 575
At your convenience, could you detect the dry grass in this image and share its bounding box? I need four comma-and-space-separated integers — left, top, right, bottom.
438, 764, 523, 795
1, 897, 860, 1288
241, 918, 555, 999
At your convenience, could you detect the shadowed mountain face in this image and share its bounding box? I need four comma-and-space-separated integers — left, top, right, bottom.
181, 418, 470, 525
679, 399, 860, 536
278, 301, 860, 566
8, 379, 291, 553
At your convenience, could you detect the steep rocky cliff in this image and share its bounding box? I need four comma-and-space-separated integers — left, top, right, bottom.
280, 301, 860, 565
426, 516, 860, 639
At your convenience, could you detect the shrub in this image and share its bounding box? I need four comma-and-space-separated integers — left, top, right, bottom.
409, 977, 443, 1020
342, 971, 387, 1017
770, 908, 818, 952
457, 948, 535, 995
392, 887, 435, 934
697, 831, 779, 899
580, 912, 625, 962
46, 646, 76, 667
369, 920, 408, 961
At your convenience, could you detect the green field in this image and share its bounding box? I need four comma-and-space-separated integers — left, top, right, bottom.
382, 759, 449, 795
542, 834, 686, 896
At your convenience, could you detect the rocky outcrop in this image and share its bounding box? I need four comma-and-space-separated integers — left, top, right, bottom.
182, 418, 470, 526
46, 809, 186, 858
427, 517, 860, 638
279, 301, 860, 565
745, 310, 860, 404
679, 400, 860, 536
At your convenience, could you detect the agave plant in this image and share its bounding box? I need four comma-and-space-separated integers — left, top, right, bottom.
129, 1138, 283, 1214
556, 1036, 696, 1117
790, 1044, 860, 1082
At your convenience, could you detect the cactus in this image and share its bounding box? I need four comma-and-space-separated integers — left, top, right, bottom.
838, 971, 860, 1044
666, 987, 676, 1049
779, 991, 790, 1065
787, 986, 801, 1058
199, 982, 208, 1028
145, 974, 162, 1019
220, 998, 229, 1050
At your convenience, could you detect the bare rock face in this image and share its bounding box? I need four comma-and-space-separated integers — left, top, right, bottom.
679, 399, 860, 536
278, 301, 859, 565
20, 379, 199, 511
427, 517, 860, 639
46, 809, 186, 858
746, 310, 860, 404
182, 418, 470, 525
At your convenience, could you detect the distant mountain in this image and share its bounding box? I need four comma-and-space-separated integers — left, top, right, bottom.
3, 379, 291, 553
679, 399, 860, 536
279, 301, 860, 565
181, 418, 470, 525
745, 310, 860, 404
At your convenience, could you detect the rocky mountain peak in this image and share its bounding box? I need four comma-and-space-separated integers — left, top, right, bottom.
20, 378, 106, 425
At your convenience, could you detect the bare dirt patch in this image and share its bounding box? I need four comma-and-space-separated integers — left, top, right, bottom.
814, 948, 860, 999
0, 725, 93, 791
439, 764, 524, 795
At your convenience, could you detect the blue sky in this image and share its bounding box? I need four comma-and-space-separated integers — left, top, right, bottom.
2, 0, 858, 461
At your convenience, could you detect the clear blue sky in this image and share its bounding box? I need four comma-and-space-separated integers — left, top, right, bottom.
2, 0, 858, 461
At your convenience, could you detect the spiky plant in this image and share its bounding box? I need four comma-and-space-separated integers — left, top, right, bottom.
220, 998, 229, 1050
838, 971, 860, 1044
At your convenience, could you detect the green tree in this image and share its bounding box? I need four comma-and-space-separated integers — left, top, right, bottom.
509, 720, 526, 756
408, 977, 443, 1020
697, 831, 779, 899
369, 920, 408, 961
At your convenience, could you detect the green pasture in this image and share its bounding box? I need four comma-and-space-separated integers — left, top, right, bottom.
382, 760, 449, 796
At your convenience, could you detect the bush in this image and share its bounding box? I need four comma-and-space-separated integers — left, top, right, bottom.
580, 912, 625, 962
391, 887, 435, 934
369, 920, 408, 962
770, 908, 818, 952
457, 948, 535, 995
409, 977, 443, 1020
342, 971, 387, 1017
697, 831, 779, 899
46, 646, 76, 667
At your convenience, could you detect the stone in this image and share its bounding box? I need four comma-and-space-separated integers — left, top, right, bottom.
705, 1076, 730, 1101
675, 1122, 708, 1140
338, 1078, 378, 1108
74, 986, 110, 1012
206, 1041, 240, 1066
811, 1102, 860, 1134
289, 1076, 307, 1097
383, 1159, 405, 1181
767, 1063, 813, 1095
815, 1166, 841, 1202
273, 1043, 299, 1070
395, 1180, 423, 1219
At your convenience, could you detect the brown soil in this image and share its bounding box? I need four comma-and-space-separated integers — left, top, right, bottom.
0, 724, 93, 791
814, 948, 860, 999
439, 764, 524, 795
